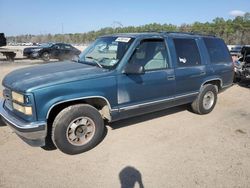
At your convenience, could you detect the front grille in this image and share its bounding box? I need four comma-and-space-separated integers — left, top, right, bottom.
3, 88, 13, 111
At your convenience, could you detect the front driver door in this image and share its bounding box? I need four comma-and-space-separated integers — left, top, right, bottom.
117, 38, 176, 119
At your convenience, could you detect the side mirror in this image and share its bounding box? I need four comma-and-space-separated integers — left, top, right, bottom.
123, 63, 145, 75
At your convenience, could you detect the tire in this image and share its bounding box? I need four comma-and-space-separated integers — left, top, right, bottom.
5, 52, 16, 62
41, 52, 50, 61
191, 84, 217, 115
52, 104, 104, 155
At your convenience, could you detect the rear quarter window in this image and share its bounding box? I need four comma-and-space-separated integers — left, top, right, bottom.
203, 38, 231, 64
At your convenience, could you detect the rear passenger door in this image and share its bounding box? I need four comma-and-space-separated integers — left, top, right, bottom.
51, 44, 62, 58
172, 38, 206, 96
63, 44, 74, 57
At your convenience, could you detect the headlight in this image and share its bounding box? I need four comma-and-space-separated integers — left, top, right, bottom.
12, 91, 24, 103
13, 102, 32, 115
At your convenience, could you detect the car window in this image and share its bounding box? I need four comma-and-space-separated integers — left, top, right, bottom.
79, 37, 134, 69
204, 38, 231, 64
53, 44, 60, 49
64, 45, 72, 49
173, 38, 201, 67
129, 39, 169, 71
85, 40, 118, 60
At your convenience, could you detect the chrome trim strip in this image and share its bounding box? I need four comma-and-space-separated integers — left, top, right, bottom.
120, 97, 175, 111
175, 91, 199, 99
119, 92, 199, 111
46, 96, 113, 119
111, 108, 119, 112
222, 83, 233, 88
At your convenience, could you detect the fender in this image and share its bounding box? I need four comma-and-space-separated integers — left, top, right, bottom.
46, 95, 114, 119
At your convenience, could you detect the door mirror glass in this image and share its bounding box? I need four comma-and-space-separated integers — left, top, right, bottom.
124, 63, 145, 75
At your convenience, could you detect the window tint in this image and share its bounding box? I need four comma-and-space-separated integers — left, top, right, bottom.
57, 44, 72, 49
204, 38, 231, 64
54, 44, 64, 49
129, 39, 169, 71
53, 44, 60, 49
64, 45, 72, 49
173, 38, 201, 67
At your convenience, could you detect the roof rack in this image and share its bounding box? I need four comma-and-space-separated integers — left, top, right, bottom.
162, 31, 216, 37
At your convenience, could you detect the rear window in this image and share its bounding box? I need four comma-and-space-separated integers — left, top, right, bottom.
173, 38, 201, 67
203, 38, 231, 64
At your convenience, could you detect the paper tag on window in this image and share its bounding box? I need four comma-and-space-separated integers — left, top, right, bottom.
115, 37, 131, 43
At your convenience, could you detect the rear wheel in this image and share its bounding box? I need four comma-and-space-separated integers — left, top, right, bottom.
191, 84, 217, 114
52, 104, 104, 155
4, 52, 16, 61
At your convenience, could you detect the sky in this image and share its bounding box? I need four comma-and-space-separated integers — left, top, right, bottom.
0, 0, 249, 36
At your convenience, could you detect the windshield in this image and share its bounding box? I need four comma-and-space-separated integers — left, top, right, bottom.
79, 36, 134, 69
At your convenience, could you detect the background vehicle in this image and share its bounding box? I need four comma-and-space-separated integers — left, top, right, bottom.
0, 33, 17, 61
234, 46, 250, 81
23, 42, 81, 61
0, 32, 233, 154
230, 45, 242, 56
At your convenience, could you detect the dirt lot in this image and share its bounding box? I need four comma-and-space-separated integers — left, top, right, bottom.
0, 61, 250, 188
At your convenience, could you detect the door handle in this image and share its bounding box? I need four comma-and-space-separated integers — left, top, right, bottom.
200, 71, 206, 75
167, 75, 175, 80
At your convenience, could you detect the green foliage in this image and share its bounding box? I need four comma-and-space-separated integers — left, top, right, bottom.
7, 13, 250, 45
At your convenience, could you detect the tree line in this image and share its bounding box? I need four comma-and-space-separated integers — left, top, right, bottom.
7, 13, 250, 45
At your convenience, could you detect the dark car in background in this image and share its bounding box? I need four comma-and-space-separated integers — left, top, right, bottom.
23, 43, 81, 61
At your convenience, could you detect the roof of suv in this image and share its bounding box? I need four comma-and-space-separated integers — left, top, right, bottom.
103, 32, 216, 39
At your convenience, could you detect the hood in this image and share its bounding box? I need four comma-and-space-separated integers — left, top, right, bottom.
2, 61, 109, 92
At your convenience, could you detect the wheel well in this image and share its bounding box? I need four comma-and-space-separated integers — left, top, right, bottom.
47, 98, 111, 127
203, 80, 222, 92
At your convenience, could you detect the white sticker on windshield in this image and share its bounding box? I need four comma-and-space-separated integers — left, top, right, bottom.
115, 37, 131, 43
110, 60, 118, 65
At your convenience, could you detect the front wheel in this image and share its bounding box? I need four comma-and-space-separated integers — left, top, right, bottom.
191, 84, 217, 114
52, 104, 104, 155
41, 52, 50, 61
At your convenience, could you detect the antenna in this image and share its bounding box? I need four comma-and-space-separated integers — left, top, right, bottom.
112, 21, 123, 29
61, 23, 64, 34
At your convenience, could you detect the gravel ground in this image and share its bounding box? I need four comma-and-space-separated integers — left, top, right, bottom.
0, 61, 250, 188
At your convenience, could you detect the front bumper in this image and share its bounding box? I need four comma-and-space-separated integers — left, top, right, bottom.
0, 100, 47, 146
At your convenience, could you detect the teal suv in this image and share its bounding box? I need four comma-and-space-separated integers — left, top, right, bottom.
0, 32, 234, 154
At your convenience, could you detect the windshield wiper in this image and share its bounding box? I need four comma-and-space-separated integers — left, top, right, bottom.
85, 56, 103, 68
